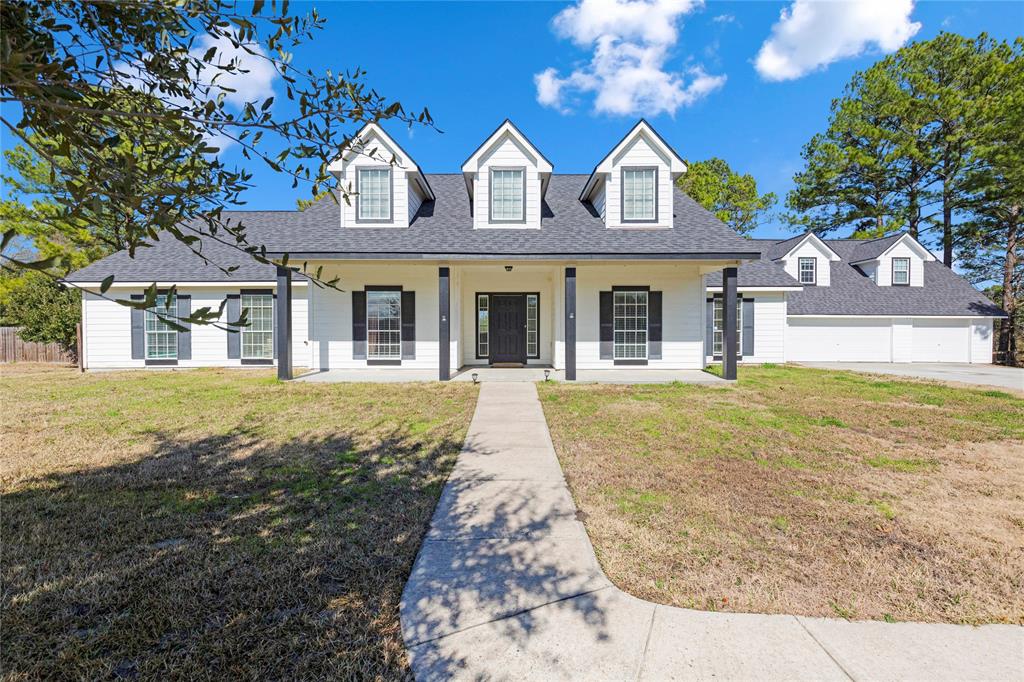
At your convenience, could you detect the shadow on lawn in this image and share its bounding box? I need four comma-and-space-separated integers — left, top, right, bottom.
2, 425, 464, 679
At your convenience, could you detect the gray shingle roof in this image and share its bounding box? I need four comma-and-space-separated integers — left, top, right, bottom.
708, 235, 1004, 317
67, 174, 760, 283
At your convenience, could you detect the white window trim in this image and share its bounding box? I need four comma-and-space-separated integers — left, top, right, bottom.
798, 257, 817, 285
366, 289, 402, 360
356, 166, 393, 223
892, 257, 911, 286
240, 292, 274, 361
613, 289, 649, 360
621, 166, 658, 223
145, 293, 178, 361
489, 167, 526, 224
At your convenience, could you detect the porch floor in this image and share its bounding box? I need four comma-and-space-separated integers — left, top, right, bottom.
295, 367, 728, 385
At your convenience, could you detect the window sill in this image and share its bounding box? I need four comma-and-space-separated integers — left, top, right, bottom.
367, 359, 402, 366
241, 358, 273, 365
145, 359, 178, 366
613, 359, 648, 366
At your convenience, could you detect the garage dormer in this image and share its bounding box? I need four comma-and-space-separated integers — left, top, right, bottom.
579, 120, 686, 229
849, 233, 934, 287
461, 120, 553, 229
328, 122, 434, 228
773, 233, 841, 286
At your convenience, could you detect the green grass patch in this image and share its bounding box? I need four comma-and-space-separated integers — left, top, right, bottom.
865, 455, 937, 473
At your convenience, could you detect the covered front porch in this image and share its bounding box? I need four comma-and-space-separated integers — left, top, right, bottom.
274, 260, 742, 382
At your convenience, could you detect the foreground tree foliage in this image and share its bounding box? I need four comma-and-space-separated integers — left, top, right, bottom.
0, 271, 80, 358
787, 33, 1023, 363
0, 0, 432, 327
678, 158, 776, 236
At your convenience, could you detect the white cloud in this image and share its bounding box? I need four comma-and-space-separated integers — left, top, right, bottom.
755, 0, 921, 81
535, 0, 726, 117
712, 13, 735, 23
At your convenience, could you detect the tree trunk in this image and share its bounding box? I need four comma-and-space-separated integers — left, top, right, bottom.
942, 149, 954, 266
999, 207, 1020, 366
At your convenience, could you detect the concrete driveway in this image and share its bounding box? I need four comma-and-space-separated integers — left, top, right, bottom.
797, 362, 1024, 392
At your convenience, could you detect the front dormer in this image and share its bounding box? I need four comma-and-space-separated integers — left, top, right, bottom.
579, 120, 686, 229
850, 233, 934, 287
461, 120, 553, 229
328, 122, 433, 228
774, 233, 841, 286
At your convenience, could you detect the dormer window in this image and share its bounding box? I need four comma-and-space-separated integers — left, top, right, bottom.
622, 167, 657, 222
490, 168, 525, 222
798, 257, 817, 285
892, 257, 910, 286
357, 167, 392, 222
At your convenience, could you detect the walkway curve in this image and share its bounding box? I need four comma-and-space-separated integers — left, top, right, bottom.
400, 382, 1021, 680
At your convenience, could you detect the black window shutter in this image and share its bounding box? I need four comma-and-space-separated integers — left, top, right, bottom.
352, 290, 367, 359
272, 293, 278, 359
226, 294, 241, 359
599, 291, 613, 359
176, 294, 192, 360
401, 291, 415, 359
742, 298, 755, 358
130, 294, 145, 359
648, 291, 662, 360
705, 298, 715, 359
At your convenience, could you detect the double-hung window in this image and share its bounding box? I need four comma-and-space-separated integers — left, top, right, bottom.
892, 257, 910, 286
613, 290, 648, 360
241, 293, 273, 360
622, 168, 656, 222
712, 296, 743, 358
490, 168, 524, 222
798, 257, 817, 285
145, 293, 178, 360
357, 167, 392, 222
367, 290, 402, 360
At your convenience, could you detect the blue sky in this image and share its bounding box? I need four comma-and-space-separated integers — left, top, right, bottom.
5, 1, 1023, 244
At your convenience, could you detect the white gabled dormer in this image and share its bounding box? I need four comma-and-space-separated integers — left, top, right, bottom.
850, 233, 934, 287
775, 233, 841, 286
327, 122, 434, 228
461, 120, 553, 229
579, 120, 686, 229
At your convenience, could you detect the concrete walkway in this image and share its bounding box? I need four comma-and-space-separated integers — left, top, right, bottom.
400, 382, 1022, 681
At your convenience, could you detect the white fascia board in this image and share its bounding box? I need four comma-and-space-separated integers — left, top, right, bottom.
326, 122, 434, 200
461, 120, 553, 174
707, 286, 803, 292
72, 281, 308, 289
850, 233, 936, 263
774, 233, 842, 262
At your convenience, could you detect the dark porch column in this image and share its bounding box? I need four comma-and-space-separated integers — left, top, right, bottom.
723, 266, 737, 381
276, 265, 293, 381
565, 267, 576, 381
439, 267, 450, 381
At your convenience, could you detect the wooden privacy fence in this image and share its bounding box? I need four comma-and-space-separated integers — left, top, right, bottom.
0, 326, 75, 364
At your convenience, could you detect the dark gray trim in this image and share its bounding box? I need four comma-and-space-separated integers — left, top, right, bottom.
620, 166, 659, 224
473, 291, 541, 361
145, 359, 178, 366
704, 298, 714, 358
354, 166, 394, 224
614, 359, 648, 366
488, 166, 527, 224
176, 294, 191, 361
742, 298, 754, 357
401, 290, 416, 360
130, 294, 145, 359
611, 285, 651, 292
461, 119, 555, 172
365, 284, 404, 292
368, 359, 402, 366
798, 257, 816, 285
599, 291, 613, 360
648, 290, 662, 360
275, 266, 293, 380
241, 358, 273, 365
892, 257, 911, 286
226, 294, 241, 359
266, 251, 764, 261
565, 267, 576, 381
352, 290, 367, 360
439, 267, 450, 380
722, 267, 738, 381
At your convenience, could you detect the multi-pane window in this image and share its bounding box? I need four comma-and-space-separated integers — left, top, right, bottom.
490, 169, 524, 221
241, 293, 273, 360
145, 294, 178, 360
477, 295, 489, 358
622, 168, 656, 221
526, 294, 538, 358
613, 290, 648, 360
892, 257, 910, 285
712, 297, 743, 358
798, 257, 817, 285
357, 168, 391, 221
367, 290, 401, 359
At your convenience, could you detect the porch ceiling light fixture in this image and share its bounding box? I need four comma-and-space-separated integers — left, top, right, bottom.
504, 265, 513, 272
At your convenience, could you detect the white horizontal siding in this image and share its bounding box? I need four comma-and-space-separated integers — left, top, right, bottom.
876, 241, 925, 287
891, 318, 913, 362
781, 240, 832, 286
338, 131, 413, 228
82, 287, 307, 370
605, 134, 673, 229
748, 294, 786, 363
971, 319, 994, 364
473, 135, 542, 229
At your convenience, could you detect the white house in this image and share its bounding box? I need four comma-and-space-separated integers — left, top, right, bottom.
66, 120, 1004, 379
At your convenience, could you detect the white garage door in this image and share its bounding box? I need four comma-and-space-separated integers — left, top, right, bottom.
912, 319, 969, 362
787, 318, 893, 362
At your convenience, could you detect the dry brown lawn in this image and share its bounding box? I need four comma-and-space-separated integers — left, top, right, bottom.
538, 365, 1024, 625
1, 364, 477, 680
